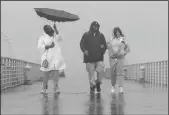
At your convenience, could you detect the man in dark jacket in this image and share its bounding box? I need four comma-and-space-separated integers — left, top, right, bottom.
80, 21, 107, 93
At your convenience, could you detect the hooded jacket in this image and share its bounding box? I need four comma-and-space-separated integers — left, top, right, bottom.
80, 21, 107, 63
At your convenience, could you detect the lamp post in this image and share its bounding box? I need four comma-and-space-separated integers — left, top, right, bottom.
23, 63, 31, 85
140, 65, 145, 83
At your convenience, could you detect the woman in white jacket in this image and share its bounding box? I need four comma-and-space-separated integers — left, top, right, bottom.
107, 27, 130, 94
38, 24, 66, 94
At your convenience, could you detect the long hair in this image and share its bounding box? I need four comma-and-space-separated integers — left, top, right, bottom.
113, 27, 124, 39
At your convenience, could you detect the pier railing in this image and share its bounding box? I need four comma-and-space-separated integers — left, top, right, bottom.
105, 60, 168, 86
1, 56, 41, 90
125, 60, 168, 86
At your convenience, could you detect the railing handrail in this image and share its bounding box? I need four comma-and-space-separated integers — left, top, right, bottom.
1, 56, 40, 66
125, 60, 168, 66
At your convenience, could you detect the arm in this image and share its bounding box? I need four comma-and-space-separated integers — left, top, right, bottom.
122, 37, 130, 55
53, 23, 63, 42
38, 36, 55, 52
54, 34, 63, 43
37, 37, 46, 52
107, 39, 117, 59
124, 43, 130, 55
100, 34, 107, 54
80, 33, 87, 53
53, 23, 59, 34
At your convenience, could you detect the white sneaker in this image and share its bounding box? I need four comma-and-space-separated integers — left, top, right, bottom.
54, 85, 60, 94
111, 87, 115, 93
54, 89, 60, 94
41, 88, 46, 94
119, 87, 123, 93
41, 84, 47, 94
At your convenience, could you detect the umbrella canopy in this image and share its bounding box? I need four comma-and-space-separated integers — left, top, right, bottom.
34, 8, 80, 22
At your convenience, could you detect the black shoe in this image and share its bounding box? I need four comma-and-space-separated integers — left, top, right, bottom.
96, 82, 101, 93
46, 84, 48, 89
90, 84, 95, 92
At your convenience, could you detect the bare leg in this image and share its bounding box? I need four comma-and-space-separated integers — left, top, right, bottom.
95, 61, 105, 92
43, 71, 50, 88
96, 71, 103, 84
86, 63, 95, 84
95, 61, 104, 84
51, 70, 60, 92
86, 63, 96, 92
41, 71, 50, 93
95, 71, 103, 92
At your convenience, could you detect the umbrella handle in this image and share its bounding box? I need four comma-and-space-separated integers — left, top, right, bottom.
53, 21, 57, 28
53, 21, 58, 27
53, 21, 59, 25
53, 21, 59, 34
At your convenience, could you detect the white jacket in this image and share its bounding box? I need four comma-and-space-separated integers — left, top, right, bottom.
38, 33, 66, 71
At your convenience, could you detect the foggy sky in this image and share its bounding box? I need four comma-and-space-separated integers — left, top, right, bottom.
1, 1, 168, 77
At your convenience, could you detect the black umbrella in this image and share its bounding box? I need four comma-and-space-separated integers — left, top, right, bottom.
34, 8, 80, 22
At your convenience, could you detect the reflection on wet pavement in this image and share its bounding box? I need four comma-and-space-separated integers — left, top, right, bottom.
110, 93, 125, 115
85, 93, 104, 115
41, 93, 60, 115
1, 78, 168, 114
53, 93, 60, 115
41, 94, 49, 115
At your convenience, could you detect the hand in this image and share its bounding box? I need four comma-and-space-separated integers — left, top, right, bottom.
107, 42, 112, 50
116, 53, 125, 58
53, 23, 57, 29
110, 54, 117, 59
53, 23, 59, 34
84, 50, 89, 56
50, 42, 55, 48
124, 51, 128, 56
45, 42, 55, 50
101, 44, 104, 48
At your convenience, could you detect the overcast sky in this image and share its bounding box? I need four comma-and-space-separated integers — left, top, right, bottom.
1, 1, 168, 77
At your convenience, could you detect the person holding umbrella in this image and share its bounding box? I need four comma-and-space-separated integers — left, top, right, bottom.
35, 8, 80, 94
80, 21, 107, 93
38, 23, 66, 94
107, 27, 130, 94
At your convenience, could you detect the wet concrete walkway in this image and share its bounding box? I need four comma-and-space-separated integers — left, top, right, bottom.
1, 77, 168, 114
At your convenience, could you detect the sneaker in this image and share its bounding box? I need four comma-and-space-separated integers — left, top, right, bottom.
54, 89, 60, 94
41, 89, 46, 94
54, 85, 60, 94
90, 84, 96, 93
41, 85, 47, 94
119, 86, 123, 94
111, 86, 115, 93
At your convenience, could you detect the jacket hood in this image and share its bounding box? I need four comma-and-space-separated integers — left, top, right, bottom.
89, 21, 100, 32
